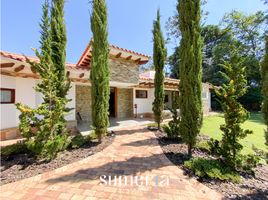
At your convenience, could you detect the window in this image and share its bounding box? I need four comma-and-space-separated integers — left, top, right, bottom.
136, 90, 148, 98
0, 88, 15, 104
165, 94, 169, 103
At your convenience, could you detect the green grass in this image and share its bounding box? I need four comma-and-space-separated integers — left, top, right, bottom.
201, 113, 267, 155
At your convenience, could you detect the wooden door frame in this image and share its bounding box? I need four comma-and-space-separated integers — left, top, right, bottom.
114, 87, 118, 118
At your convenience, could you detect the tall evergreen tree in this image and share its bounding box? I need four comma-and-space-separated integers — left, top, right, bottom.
50, 0, 70, 98
152, 9, 167, 130
262, 36, 268, 146
16, 0, 70, 160
178, 0, 203, 156
90, 0, 110, 141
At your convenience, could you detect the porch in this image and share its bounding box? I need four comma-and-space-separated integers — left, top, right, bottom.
77, 117, 154, 135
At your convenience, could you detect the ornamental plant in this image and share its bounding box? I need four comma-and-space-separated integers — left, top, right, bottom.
90, 0, 110, 142
213, 50, 254, 168
178, 0, 203, 156
16, 0, 70, 160
152, 9, 167, 130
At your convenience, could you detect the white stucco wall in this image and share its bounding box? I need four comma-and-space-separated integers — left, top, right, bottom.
0, 75, 76, 130
133, 84, 212, 116
133, 88, 154, 115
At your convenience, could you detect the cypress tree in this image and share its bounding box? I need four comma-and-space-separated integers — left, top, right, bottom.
152, 9, 167, 130
50, 0, 70, 98
178, 0, 203, 156
90, 0, 110, 141
261, 36, 268, 146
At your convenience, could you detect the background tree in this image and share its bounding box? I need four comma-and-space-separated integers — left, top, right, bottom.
152, 9, 167, 130
178, 0, 203, 156
262, 36, 268, 147
213, 49, 254, 168
16, 0, 70, 160
167, 8, 266, 111
90, 0, 110, 141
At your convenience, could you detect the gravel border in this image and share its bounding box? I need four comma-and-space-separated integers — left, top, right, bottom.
1, 135, 114, 185
154, 130, 268, 200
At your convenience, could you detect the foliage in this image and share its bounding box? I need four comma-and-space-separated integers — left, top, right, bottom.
1, 143, 28, 157
201, 113, 267, 156
196, 140, 211, 153
152, 10, 167, 130
261, 36, 268, 164
70, 134, 86, 149
15, 0, 70, 160
168, 10, 266, 111
168, 46, 180, 79
213, 51, 255, 169
178, 0, 203, 156
90, 0, 110, 142
184, 158, 241, 183
163, 92, 180, 139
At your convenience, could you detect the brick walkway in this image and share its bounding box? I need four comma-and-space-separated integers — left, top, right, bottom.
1, 126, 222, 200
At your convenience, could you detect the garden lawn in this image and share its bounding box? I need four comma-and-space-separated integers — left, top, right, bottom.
201, 113, 267, 155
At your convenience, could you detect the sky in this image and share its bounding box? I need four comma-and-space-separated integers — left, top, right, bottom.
1, 0, 266, 64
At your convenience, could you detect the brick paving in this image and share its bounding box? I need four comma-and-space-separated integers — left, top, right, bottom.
1, 126, 222, 200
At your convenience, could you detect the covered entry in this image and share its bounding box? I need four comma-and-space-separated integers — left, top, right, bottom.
76, 85, 134, 123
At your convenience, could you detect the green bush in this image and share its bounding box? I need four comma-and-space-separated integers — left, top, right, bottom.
163, 92, 180, 139
184, 158, 241, 183
1, 143, 28, 157
235, 154, 260, 172
26, 134, 70, 160
163, 121, 180, 139
87, 131, 98, 141
70, 134, 86, 149
196, 140, 211, 153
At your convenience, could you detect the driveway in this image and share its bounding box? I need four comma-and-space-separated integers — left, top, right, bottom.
1, 126, 222, 200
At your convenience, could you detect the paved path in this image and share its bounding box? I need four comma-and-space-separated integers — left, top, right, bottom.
1, 126, 222, 200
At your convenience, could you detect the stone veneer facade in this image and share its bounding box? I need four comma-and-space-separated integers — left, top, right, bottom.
76, 85, 92, 122
117, 88, 134, 118
109, 59, 139, 84
75, 86, 134, 121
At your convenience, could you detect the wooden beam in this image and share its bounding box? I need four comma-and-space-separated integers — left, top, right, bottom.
138, 60, 148, 65
135, 58, 141, 63
0, 62, 15, 68
14, 65, 25, 72
115, 52, 122, 58
126, 55, 132, 60
79, 73, 85, 78
30, 66, 37, 74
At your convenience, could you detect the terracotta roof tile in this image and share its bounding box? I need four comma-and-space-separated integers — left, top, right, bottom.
0, 50, 78, 69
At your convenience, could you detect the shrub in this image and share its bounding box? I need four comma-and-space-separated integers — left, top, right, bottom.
196, 140, 211, 153
235, 154, 260, 172
25, 134, 70, 160
163, 121, 180, 139
184, 158, 241, 183
1, 143, 28, 157
163, 92, 180, 139
70, 134, 86, 149
214, 51, 254, 169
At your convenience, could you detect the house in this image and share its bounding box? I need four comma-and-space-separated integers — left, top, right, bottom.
0, 41, 211, 140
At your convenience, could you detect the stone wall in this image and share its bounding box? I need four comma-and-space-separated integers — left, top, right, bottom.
117, 88, 134, 118
76, 85, 91, 122
109, 60, 139, 84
